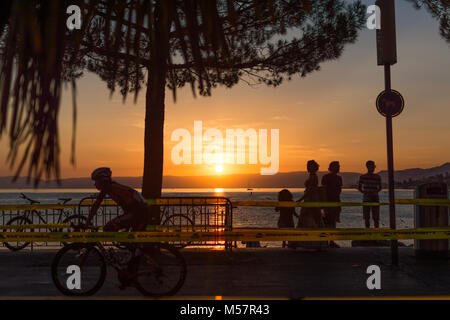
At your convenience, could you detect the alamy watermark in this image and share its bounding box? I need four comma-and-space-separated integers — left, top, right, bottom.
366, 5, 381, 30
66, 265, 81, 290
67, 4, 381, 31
66, 5, 81, 30
366, 265, 381, 290
171, 121, 279, 175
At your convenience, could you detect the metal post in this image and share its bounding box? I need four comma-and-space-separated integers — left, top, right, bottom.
384, 64, 398, 265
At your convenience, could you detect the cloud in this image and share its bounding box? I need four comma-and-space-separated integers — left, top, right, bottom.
271, 116, 290, 121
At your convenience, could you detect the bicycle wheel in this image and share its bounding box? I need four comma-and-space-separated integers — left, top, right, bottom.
161, 214, 195, 249
60, 215, 87, 246
134, 243, 187, 297
51, 243, 106, 296
4, 216, 33, 251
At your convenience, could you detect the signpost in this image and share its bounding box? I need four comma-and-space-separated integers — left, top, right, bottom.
376, 0, 397, 65
375, 0, 403, 266
376, 90, 404, 117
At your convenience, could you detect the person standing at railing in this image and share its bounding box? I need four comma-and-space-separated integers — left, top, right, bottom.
276, 189, 298, 228
321, 161, 342, 248
295, 160, 327, 251
358, 161, 382, 228
275, 189, 298, 248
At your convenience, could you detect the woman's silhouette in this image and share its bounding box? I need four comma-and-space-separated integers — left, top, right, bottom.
295, 160, 327, 250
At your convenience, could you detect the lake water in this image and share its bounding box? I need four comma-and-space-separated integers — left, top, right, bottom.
0, 188, 416, 247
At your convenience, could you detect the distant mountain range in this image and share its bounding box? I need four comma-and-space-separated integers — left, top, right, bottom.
1, 163, 449, 189
378, 162, 450, 182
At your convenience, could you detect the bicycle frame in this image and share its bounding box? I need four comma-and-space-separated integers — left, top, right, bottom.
18, 194, 75, 228
21, 209, 72, 229
79, 241, 136, 272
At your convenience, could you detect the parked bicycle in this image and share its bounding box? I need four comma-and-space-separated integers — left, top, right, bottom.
3, 193, 86, 251
51, 226, 187, 297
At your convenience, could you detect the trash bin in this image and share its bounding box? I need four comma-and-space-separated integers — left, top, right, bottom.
414, 182, 449, 258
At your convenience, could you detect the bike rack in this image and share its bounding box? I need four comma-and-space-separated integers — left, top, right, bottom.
77, 196, 234, 250
1, 195, 234, 250
157, 197, 234, 251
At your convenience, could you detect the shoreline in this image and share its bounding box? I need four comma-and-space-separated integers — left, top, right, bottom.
0, 187, 417, 192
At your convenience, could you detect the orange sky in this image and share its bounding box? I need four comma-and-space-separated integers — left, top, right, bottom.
0, 1, 449, 179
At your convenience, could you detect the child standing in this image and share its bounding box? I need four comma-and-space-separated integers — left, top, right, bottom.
275, 189, 298, 248
275, 189, 298, 228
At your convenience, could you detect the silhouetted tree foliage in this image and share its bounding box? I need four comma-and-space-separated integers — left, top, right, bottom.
0, 0, 367, 194
407, 0, 450, 43
0, 0, 92, 184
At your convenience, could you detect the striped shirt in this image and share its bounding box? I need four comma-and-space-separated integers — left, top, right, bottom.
358, 173, 382, 201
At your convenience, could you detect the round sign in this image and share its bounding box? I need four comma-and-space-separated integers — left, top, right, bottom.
376, 90, 404, 117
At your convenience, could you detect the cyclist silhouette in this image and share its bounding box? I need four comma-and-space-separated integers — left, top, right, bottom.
85, 167, 157, 231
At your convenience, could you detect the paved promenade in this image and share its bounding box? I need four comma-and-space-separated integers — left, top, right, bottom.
0, 247, 449, 298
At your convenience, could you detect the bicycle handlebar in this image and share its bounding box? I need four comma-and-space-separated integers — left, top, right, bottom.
20, 193, 40, 205
19, 193, 73, 205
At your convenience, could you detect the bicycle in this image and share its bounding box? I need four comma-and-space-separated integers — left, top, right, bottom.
161, 213, 195, 249
51, 226, 187, 297
3, 193, 86, 251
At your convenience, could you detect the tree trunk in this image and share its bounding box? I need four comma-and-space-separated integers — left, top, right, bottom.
141, 1, 172, 200
142, 67, 167, 199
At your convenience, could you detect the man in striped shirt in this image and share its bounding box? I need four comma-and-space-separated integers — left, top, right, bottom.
358, 161, 382, 228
